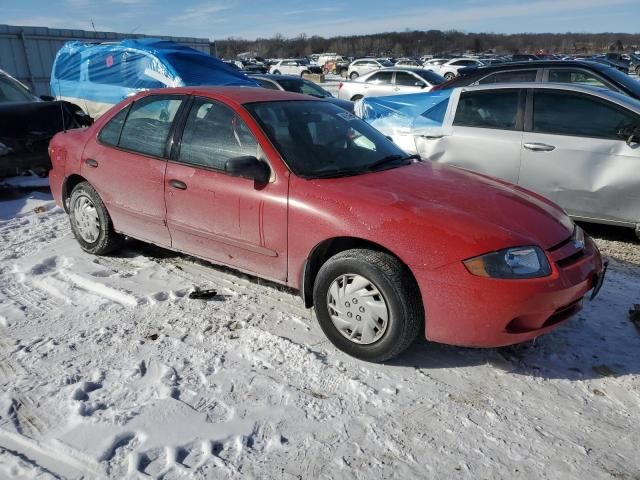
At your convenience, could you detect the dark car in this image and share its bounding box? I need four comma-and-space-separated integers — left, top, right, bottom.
0, 69, 91, 178
511, 54, 540, 62
249, 74, 354, 112
431, 60, 640, 100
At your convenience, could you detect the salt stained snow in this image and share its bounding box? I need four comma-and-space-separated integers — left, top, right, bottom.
0, 190, 639, 479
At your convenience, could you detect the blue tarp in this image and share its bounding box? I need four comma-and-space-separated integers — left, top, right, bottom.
355, 90, 453, 133
51, 38, 257, 116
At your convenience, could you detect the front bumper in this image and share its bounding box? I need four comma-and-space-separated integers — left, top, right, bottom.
415, 236, 604, 347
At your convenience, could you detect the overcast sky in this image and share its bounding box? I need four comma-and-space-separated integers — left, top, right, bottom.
4, 0, 639, 40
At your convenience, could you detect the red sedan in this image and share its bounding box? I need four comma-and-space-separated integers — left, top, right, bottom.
48, 87, 605, 362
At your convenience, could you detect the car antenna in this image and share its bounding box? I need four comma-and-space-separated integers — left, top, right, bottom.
57, 79, 66, 133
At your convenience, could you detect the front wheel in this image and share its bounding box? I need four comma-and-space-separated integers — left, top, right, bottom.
313, 249, 423, 362
69, 182, 123, 255
444, 72, 456, 80
349, 72, 359, 80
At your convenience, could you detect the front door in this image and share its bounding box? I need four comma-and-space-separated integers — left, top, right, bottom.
362, 71, 395, 97
164, 97, 288, 282
81, 94, 184, 246
519, 89, 640, 225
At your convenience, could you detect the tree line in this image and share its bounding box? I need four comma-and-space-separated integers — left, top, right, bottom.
214, 30, 640, 59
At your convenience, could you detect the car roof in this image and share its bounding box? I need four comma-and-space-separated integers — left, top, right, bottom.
461, 59, 611, 73
455, 82, 640, 110
140, 86, 318, 105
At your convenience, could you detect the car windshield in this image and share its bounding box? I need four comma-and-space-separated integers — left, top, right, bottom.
244, 100, 412, 179
415, 70, 445, 85
0, 74, 35, 103
275, 78, 330, 98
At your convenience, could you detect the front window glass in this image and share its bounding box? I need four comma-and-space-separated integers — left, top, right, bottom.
415, 70, 445, 85
245, 101, 410, 178
548, 69, 607, 88
395, 72, 423, 87
180, 98, 258, 170
479, 70, 537, 84
98, 105, 130, 146
366, 72, 393, 84
533, 91, 638, 139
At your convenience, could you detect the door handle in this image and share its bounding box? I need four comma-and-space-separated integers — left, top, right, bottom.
168, 179, 187, 190
524, 142, 556, 152
85, 158, 98, 168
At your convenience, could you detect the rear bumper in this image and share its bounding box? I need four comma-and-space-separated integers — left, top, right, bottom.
415, 237, 604, 347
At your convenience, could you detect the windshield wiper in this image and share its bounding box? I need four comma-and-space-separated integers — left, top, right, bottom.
366, 154, 421, 171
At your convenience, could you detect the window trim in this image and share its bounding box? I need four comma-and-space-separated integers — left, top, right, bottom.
96, 94, 186, 160
169, 95, 271, 177
474, 68, 541, 86
542, 67, 619, 93
524, 88, 638, 140
453, 88, 526, 132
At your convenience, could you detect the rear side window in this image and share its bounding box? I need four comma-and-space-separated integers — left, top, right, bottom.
98, 105, 130, 146
478, 70, 537, 84
54, 52, 82, 81
118, 96, 182, 157
395, 72, 423, 87
179, 98, 258, 170
454, 90, 521, 130
532, 90, 637, 140
366, 72, 393, 84
547, 69, 607, 88
256, 79, 280, 90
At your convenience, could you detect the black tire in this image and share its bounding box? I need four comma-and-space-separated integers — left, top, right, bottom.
349, 72, 359, 80
273, 70, 281, 75
339, 68, 348, 78
322, 67, 329, 75
313, 249, 423, 362
300, 70, 309, 77
444, 72, 456, 80
69, 182, 123, 255
351, 95, 363, 102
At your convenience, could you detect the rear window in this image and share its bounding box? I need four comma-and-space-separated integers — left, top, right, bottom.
415, 70, 445, 85
54, 52, 81, 81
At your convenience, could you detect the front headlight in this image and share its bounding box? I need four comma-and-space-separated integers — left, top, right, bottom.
463, 246, 551, 279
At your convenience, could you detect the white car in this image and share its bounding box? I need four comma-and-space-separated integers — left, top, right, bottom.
394, 58, 422, 68
269, 59, 322, 77
422, 58, 451, 71
337, 68, 445, 101
432, 58, 485, 80
346, 58, 394, 80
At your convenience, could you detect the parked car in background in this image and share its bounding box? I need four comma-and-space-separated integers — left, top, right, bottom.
360, 83, 640, 238
346, 58, 394, 80
432, 60, 640, 100
605, 52, 640, 75
269, 59, 322, 77
589, 56, 630, 74
51, 38, 255, 118
511, 54, 540, 62
431, 58, 485, 80
394, 58, 422, 68
337, 68, 445, 101
0, 69, 91, 177
49, 87, 604, 361
249, 74, 353, 111
422, 58, 450, 71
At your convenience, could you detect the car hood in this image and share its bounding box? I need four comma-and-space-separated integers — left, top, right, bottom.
308, 161, 573, 252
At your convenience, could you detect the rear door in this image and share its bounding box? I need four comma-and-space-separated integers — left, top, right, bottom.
426, 88, 525, 183
164, 96, 289, 281
519, 89, 640, 225
81, 94, 184, 245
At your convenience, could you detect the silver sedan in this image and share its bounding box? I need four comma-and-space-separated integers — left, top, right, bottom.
337, 68, 445, 102
361, 83, 640, 238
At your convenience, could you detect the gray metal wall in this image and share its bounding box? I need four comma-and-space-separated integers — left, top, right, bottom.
0, 24, 211, 96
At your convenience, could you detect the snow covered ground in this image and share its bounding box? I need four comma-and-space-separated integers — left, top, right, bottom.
0, 183, 639, 479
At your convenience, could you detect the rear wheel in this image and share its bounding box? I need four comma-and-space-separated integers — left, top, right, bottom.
349, 72, 359, 80
69, 182, 123, 255
313, 249, 423, 362
444, 72, 456, 80
322, 67, 330, 75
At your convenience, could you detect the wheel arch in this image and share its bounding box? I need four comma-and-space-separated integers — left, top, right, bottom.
300, 236, 419, 308
62, 174, 90, 213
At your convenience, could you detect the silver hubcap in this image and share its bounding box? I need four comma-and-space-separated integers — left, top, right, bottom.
326, 274, 389, 345
73, 195, 100, 243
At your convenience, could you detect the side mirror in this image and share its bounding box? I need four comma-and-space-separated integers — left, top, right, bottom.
624, 125, 640, 147
40, 95, 55, 101
415, 82, 427, 89
225, 156, 270, 184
